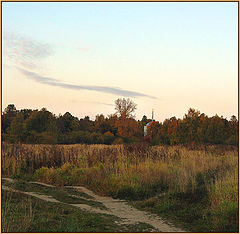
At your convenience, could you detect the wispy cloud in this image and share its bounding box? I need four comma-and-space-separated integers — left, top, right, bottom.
3, 32, 53, 69
17, 67, 157, 99
17, 67, 59, 83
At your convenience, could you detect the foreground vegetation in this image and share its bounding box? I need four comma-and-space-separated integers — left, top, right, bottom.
2, 188, 156, 233
2, 142, 238, 232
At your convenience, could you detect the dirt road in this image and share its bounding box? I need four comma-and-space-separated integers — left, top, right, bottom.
2, 178, 185, 232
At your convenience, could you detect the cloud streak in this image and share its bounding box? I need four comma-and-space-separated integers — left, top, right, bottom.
3, 32, 53, 69
17, 67, 157, 99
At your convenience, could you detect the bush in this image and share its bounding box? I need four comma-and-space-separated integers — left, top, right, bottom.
38, 132, 57, 144
112, 138, 124, 145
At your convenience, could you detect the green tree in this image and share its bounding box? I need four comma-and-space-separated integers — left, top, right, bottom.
226, 115, 238, 145
79, 116, 93, 132
141, 115, 148, 123
94, 114, 112, 134
57, 112, 79, 134
2, 104, 18, 134
4, 104, 18, 117
26, 108, 56, 133
7, 112, 26, 143
19, 109, 33, 119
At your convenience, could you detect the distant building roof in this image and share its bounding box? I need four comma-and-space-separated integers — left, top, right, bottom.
144, 121, 153, 136
146, 121, 152, 126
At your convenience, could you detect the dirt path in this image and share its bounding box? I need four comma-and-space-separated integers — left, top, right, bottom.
67, 185, 184, 232
2, 178, 185, 232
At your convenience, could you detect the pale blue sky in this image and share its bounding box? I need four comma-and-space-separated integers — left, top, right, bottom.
2, 2, 238, 121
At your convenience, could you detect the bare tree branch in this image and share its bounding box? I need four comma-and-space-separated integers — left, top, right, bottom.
114, 98, 137, 119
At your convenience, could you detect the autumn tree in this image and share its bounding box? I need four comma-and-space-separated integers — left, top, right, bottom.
116, 118, 141, 138
114, 98, 139, 138
147, 121, 160, 138
115, 98, 137, 119
183, 108, 201, 143
107, 114, 118, 135
168, 117, 178, 145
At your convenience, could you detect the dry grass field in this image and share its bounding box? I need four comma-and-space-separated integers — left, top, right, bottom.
2, 142, 238, 232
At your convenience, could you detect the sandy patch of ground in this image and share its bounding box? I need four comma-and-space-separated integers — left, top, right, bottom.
2, 185, 60, 203
67, 186, 184, 232
29, 181, 56, 187
2, 178, 14, 183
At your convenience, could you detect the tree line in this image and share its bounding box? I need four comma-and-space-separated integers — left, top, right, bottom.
1, 99, 238, 146
146, 108, 238, 146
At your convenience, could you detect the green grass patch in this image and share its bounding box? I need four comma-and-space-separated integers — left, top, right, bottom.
65, 187, 94, 199
132, 189, 239, 233
2, 180, 107, 210
2, 189, 157, 232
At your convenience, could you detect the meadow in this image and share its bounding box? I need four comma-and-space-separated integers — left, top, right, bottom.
2, 142, 239, 232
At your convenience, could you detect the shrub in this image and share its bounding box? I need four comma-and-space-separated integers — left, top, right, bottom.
112, 138, 124, 145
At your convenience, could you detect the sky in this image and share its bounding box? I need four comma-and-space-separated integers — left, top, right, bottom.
2, 2, 238, 121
